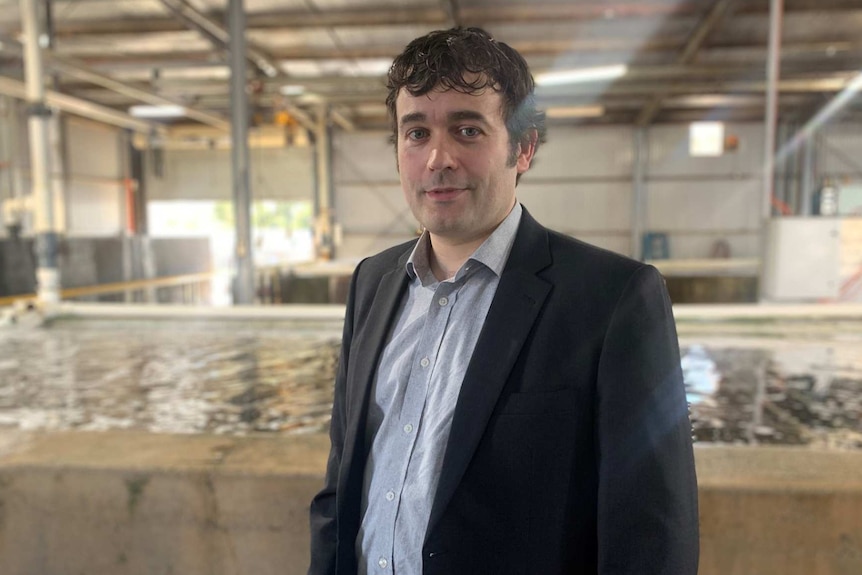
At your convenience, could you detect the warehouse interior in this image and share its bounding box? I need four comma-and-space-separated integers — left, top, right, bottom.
0, 1, 861, 574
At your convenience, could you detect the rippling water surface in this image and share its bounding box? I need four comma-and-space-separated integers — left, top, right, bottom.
1, 316, 860, 449
0, 319, 340, 435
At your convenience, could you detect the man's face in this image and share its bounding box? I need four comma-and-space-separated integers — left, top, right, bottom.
395, 84, 534, 246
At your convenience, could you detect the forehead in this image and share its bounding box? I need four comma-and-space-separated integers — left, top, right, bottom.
394, 86, 505, 123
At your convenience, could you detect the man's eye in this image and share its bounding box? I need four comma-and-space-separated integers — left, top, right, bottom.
407, 129, 428, 140
459, 127, 481, 137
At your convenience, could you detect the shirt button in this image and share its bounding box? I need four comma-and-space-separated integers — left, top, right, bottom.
378, 557, 388, 569
403, 424, 413, 433
385, 491, 395, 501
420, 357, 430, 368
438, 296, 448, 306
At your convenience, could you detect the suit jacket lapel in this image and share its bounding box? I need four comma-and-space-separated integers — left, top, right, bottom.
426, 210, 553, 536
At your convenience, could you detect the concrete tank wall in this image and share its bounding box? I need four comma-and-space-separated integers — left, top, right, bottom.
1, 431, 861, 575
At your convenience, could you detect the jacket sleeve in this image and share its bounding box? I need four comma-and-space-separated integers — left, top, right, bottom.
596, 265, 699, 574
308, 262, 361, 575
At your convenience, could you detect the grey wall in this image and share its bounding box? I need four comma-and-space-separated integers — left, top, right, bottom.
332, 123, 769, 260
329, 122, 862, 262
144, 147, 314, 202
0, 111, 127, 238
65, 118, 126, 237
4, 109, 862, 263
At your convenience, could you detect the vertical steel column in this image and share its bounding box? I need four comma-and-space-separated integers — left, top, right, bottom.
762, 0, 783, 220
228, 0, 254, 304
631, 127, 647, 261
759, 0, 783, 301
3, 98, 25, 222
0, 97, 15, 228
45, 0, 67, 235
800, 131, 816, 216
774, 122, 787, 211
314, 103, 335, 260
21, 0, 59, 304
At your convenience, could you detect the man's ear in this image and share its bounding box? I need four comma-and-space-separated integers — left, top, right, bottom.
516, 129, 538, 174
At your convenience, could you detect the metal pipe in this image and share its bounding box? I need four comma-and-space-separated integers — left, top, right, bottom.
228, 0, 254, 305
0, 97, 18, 229
20, 0, 59, 304
314, 103, 335, 260
631, 127, 647, 261
762, 0, 783, 220
44, 1, 69, 238
774, 122, 787, 212
800, 130, 816, 216
760, 0, 783, 301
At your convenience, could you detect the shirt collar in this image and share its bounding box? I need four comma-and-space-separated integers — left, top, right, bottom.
406, 202, 523, 284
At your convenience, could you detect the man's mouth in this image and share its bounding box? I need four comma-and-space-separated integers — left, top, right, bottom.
425, 187, 466, 201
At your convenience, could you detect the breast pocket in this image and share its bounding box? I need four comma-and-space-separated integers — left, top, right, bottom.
496, 387, 577, 416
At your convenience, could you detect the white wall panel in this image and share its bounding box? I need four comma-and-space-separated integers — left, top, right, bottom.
66, 119, 121, 179
649, 123, 765, 177
333, 131, 397, 184
517, 182, 631, 234
66, 181, 122, 237
338, 233, 418, 261
529, 126, 633, 179
647, 179, 761, 231
146, 148, 313, 201
335, 184, 413, 234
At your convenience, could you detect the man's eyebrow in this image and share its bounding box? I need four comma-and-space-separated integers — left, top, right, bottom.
448, 110, 489, 124
399, 112, 426, 126
398, 110, 491, 127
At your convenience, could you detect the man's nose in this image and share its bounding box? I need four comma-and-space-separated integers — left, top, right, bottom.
426, 141, 457, 171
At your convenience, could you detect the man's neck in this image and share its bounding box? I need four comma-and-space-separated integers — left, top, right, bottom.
427, 235, 486, 281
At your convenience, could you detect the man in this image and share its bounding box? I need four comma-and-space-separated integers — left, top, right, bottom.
309, 27, 699, 575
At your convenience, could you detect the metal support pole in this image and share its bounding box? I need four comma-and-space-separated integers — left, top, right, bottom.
774, 122, 787, 212
21, 0, 60, 304
759, 0, 783, 301
45, 0, 67, 235
0, 97, 16, 230
631, 128, 647, 261
314, 103, 335, 260
228, 0, 254, 304
800, 131, 816, 216
762, 0, 783, 220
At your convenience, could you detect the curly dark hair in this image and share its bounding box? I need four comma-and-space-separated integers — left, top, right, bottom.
386, 27, 547, 175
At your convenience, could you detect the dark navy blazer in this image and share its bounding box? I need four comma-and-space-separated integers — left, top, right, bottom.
309, 207, 699, 575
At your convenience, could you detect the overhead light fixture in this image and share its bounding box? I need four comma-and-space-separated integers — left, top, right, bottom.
129, 105, 186, 119
689, 122, 725, 157
279, 84, 305, 96
545, 105, 605, 119
536, 64, 628, 87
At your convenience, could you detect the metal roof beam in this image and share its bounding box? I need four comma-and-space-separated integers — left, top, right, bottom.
636, 0, 741, 126
157, 0, 281, 79
45, 53, 230, 131
0, 75, 161, 133
36, 3, 703, 37
153, 0, 316, 133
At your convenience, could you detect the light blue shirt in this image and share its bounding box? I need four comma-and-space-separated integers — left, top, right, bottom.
356, 203, 523, 575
